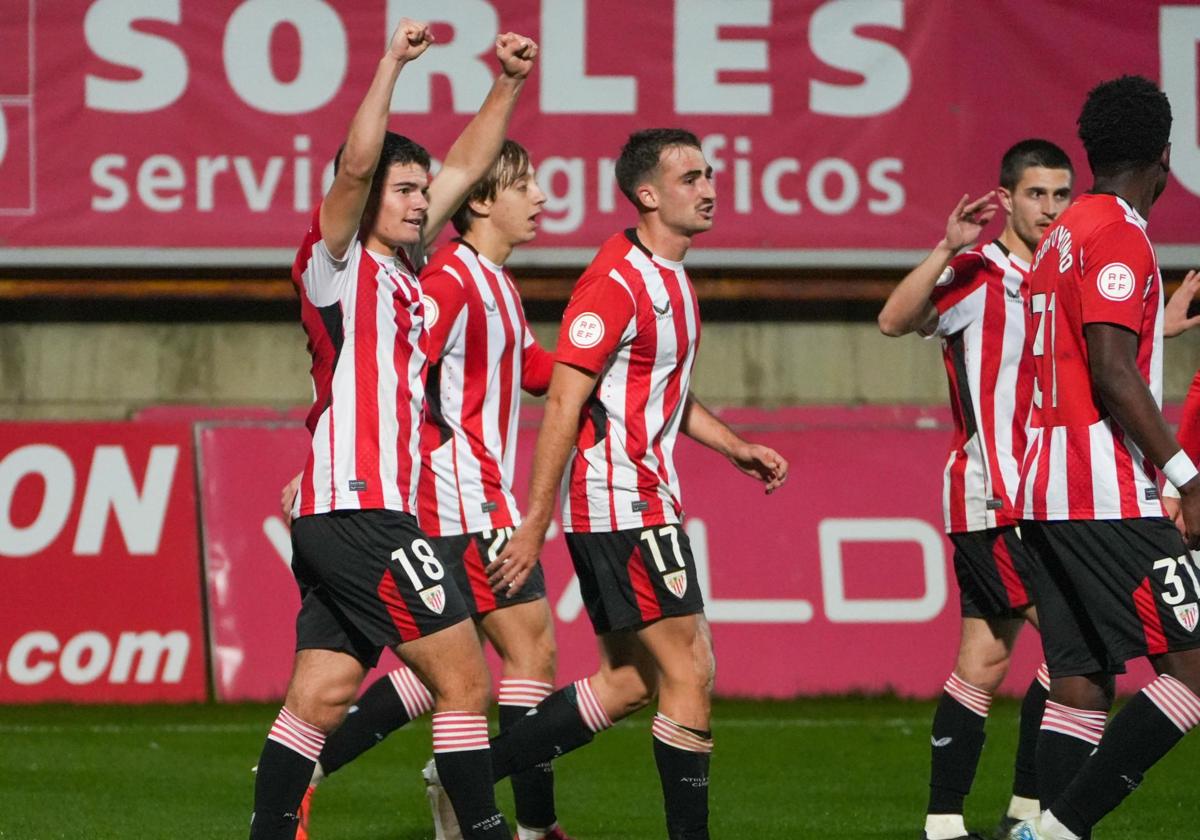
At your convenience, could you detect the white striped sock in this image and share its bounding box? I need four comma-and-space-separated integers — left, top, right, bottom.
944, 672, 993, 717
498, 678, 553, 709
432, 712, 490, 754
652, 713, 713, 754
1040, 701, 1106, 745
267, 707, 326, 762
574, 679, 613, 733
1142, 674, 1200, 733
388, 666, 434, 719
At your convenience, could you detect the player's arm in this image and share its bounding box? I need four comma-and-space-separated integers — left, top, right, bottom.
320, 19, 432, 260
1163, 270, 1200, 337
1162, 368, 1200, 527
1088, 324, 1200, 545
877, 192, 997, 337
422, 33, 537, 245
490, 362, 598, 593
681, 394, 788, 493
520, 330, 555, 396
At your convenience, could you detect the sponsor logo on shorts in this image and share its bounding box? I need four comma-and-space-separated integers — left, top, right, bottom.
1096, 262, 1135, 302
480, 501, 498, 513
420, 584, 446, 615
568, 313, 605, 349
348, 479, 367, 492
664, 569, 688, 599
1175, 602, 1199, 633
421, 295, 439, 328
631, 500, 650, 512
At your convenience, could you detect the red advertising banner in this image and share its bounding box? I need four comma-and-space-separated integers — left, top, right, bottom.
0, 423, 207, 703
197, 413, 1154, 702
3, 1, 1199, 266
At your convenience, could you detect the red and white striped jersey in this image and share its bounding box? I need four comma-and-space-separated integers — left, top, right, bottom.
555, 230, 701, 533
417, 241, 554, 536
290, 204, 428, 518
1017, 193, 1165, 520
927, 241, 1033, 532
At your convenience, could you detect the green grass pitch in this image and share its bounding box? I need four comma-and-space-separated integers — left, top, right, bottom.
2, 698, 1197, 838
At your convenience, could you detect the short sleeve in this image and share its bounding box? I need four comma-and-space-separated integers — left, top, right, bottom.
555, 272, 637, 374
521, 329, 555, 395
297, 202, 355, 306
419, 268, 468, 362
927, 253, 987, 337
1080, 221, 1155, 332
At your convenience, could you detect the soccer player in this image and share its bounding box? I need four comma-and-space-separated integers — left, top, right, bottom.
295, 141, 574, 840
1009, 76, 1200, 840
249, 19, 537, 840
475, 128, 789, 840
878, 140, 1074, 840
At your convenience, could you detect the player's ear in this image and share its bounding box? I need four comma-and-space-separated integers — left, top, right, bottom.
1161, 143, 1172, 174
467, 196, 493, 219
996, 186, 1014, 215
637, 183, 659, 211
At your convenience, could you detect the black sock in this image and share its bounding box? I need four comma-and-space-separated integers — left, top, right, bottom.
1036, 700, 1107, 813
432, 712, 510, 839
501, 703, 557, 829
1050, 680, 1197, 836
317, 670, 428, 776
1012, 668, 1049, 800
491, 682, 604, 781
651, 714, 711, 840
926, 678, 990, 815
250, 709, 326, 840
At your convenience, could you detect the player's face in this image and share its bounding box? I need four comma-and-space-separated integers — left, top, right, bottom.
648, 145, 716, 236
372, 162, 430, 249
1002, 166, 1072, 251
487, 165, 547, 246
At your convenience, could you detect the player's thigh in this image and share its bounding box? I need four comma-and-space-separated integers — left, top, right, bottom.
478, 597, 557, 677
636, 612, 715, 689
396, 619, 492, 712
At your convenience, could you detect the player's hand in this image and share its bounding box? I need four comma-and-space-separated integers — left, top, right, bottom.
940, 192, 997, 254
280, 472, 302, 524
1164, 270, 1200, 338
728, 442, 789, 494
487, 522, 545, 594
388, 18, 434, 63
1178, 476, 1200, 549
495, 32, 538, 79
1163, 494, 1184, 536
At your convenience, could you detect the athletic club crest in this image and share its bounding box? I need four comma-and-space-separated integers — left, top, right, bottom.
1175, 602, 1199, 633
663, 570, 688, 599
420, 585, 446, 615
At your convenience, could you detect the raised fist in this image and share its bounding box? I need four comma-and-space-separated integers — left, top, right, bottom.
496, 32, 538, 79
389, 18, 434, 62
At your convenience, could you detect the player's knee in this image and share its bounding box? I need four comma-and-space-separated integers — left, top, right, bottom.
603, 666, 657, 714
432, 663, 493, 712
503, 630, 557, 685
955, 658, 1009, 693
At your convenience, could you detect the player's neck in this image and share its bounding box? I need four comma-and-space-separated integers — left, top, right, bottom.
635, 218, 692, 263
998, 225, 1033, 263
463, 227, 513, 267
1092, 170, 1158, 220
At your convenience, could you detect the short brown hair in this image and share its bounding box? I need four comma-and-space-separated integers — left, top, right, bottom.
451, 140, 533, 235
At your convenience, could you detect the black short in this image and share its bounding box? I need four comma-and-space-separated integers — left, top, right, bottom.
431, 528, 546, 618
290, 509, 470, 667
949, 526, 1036, 619
566, 524, 705, 635
1021, 518, 1200, 678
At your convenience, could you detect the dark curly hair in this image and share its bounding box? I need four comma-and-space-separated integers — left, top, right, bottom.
1077, 75, 1172, 176
615, 128, 702, 208
999, 139, 1072, 189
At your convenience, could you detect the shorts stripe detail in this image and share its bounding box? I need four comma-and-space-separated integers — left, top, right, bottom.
1036, 662, 1050, 691
652, 713, 713, 754
1040, 701, 1106, 745
992, 536, 1028, 607
377, 570, 421, 641
1132, 577, 1168, 655
463, 538, 498, 613
431, 712, 490, 753
944, 673, 993, 717
574, 678, 613, 733
388, 666, 433, 719
267, 707, 326, 762
1142, 674, 1200, 733
498, 679, 553, 709
627, 545, 662, 623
